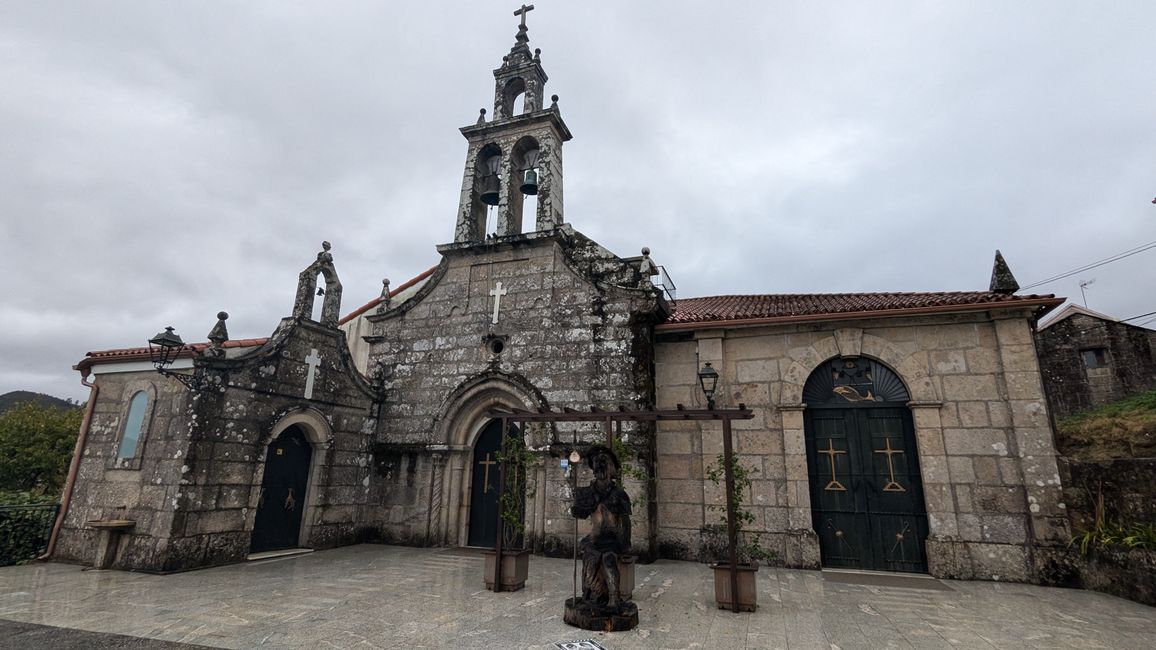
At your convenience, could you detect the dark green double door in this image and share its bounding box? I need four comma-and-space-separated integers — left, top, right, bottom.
805, 406, 929, 573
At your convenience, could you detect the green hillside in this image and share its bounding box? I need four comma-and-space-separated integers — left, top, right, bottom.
0, 391, 79, 415
1056, 389, 1156, 460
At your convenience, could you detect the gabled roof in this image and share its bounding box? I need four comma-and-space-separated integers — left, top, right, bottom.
75, 265, 440, 372
659, 291, 1063, 331
1037, 302, 1120, 331
75, 338, 269, 373
338, 265, 438, 325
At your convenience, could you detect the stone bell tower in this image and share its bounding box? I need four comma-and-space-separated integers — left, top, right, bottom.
452, 5, 572, 244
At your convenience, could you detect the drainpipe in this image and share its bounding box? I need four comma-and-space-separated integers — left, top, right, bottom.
39, 370, 99, 561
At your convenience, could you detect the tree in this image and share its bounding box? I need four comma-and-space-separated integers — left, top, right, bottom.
0, 402, 82, 495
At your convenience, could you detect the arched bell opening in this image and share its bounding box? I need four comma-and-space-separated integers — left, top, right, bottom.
509, 136, 541, 234
801, 356, 930, 573
292, 243, 343, 326
310, 272, 325, 321
472, 143, 503, 239
500, 77, 527, 118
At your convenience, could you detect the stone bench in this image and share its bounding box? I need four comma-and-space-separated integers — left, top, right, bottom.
86, 519, 135, 569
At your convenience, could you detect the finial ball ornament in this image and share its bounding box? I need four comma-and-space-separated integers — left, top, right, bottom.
641, 247, 650, 256
322, 240, 331, 251
217, 311, 228, 320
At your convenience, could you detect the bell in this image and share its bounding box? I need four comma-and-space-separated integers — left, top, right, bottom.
480, 174, 500, 206
520, 169, 539, 195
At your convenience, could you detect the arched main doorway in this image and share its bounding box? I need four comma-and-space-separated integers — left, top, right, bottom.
803, 357, 929, 572
466, 419, 522, 548
251, 425, 313, 553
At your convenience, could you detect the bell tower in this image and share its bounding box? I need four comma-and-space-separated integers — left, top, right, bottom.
452, 5, 572, 244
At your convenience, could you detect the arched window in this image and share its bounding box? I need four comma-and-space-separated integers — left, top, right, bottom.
502, 77, 527, 117
118, 391, 149, 459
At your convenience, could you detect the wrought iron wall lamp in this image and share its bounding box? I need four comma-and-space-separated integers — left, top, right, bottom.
698, 362, 719, 410
148, 326, 203, 391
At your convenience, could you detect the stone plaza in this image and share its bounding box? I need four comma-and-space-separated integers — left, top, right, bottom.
1, 545, 1153, 649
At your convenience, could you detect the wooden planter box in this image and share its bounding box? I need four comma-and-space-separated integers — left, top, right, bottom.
710, 562, 758, 612
483, 549, 530, 592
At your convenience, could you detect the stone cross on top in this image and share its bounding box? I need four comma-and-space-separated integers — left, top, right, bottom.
514, 4, 534, 28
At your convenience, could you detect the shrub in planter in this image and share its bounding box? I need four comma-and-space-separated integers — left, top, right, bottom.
703, 453, 777, 612
483, 430, 536, 592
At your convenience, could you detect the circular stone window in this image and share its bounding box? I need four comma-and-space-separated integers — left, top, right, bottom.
488, 339, 505, 355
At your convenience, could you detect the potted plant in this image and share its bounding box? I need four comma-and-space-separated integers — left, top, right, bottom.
703, 453, 776, 612
483, 430, 536, 592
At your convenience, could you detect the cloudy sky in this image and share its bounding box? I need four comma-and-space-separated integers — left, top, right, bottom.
3, 2, 1154, 402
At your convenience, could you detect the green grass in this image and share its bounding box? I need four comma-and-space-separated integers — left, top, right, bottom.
1056, 389, 1156, 460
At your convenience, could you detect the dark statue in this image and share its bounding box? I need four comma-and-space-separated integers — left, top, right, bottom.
563, 445, 639, 631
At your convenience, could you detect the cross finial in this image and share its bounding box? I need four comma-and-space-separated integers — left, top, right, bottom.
514, 4, 534, 28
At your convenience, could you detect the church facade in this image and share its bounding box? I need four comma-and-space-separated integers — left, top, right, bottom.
52, 18, 1072, 584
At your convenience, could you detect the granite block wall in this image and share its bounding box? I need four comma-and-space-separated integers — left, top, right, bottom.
653, 310, 1069, 583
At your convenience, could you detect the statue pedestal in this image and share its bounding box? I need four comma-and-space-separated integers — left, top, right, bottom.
563, 598, 638, 632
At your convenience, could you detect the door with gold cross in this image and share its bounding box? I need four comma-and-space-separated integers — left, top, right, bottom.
804, 406, 929, 572
467, 419, 519, 547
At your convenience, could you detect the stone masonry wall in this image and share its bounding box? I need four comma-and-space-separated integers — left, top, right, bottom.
1036, 313, 1156, 418
54, 370, 191, 571
653, 310, 1069, 583
56, 319, 379, 573
363, 228, 660, 553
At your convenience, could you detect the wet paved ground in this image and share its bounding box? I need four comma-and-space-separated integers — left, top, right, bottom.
0, 544, 1153, 649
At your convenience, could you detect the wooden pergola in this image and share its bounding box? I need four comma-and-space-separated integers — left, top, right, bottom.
483, 403, 755, 613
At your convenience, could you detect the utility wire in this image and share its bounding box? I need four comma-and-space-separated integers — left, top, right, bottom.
1122, 309, 1156, 323
1020, 239, 1156, 290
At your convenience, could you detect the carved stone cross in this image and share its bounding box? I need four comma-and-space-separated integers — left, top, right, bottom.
489, 281, 508, 325
514, 4, 534, 28
304, 348, 321, 400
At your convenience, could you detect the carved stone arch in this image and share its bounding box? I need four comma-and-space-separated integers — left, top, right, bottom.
859, 333, 938, 402
434, 371, 546, 547
293, 243, 343, 326
259, 406, 334, 450
500, 76, 527, 117
781, 332, 937, 405
435, 371, 545, 448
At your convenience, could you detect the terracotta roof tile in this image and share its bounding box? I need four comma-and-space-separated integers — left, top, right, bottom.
74, 265, 440, 372
661, 291, 1063, 329
76, 338, 270, 372
338, 264, 439, 325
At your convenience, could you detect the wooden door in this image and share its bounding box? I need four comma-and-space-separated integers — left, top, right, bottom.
251, 426, 312, 553
805, 406, 929, 572
467, 420, 504, 547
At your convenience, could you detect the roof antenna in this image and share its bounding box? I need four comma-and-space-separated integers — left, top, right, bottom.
1078, 278, 1095, 308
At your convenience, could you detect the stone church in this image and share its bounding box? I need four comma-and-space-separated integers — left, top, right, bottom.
51, 16, 1072, 584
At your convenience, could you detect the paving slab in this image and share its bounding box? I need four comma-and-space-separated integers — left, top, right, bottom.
0, 545, 1152, 649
